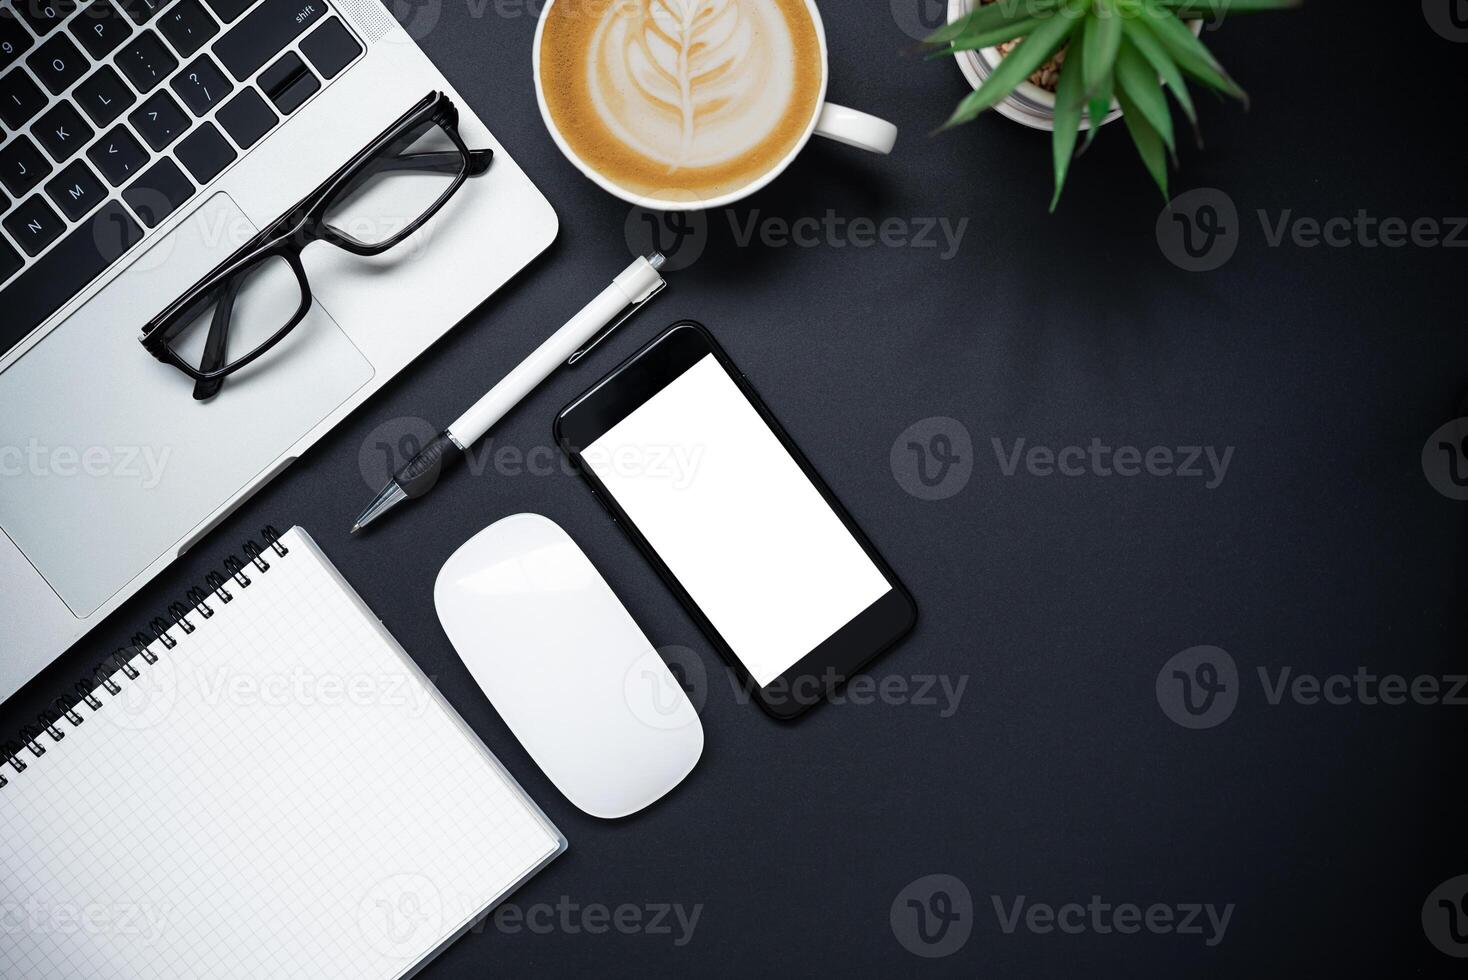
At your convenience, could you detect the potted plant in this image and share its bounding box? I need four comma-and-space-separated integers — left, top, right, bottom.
927, 0, 1299, 209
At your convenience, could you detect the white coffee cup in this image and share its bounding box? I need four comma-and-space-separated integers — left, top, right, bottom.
532, 0, 899, 211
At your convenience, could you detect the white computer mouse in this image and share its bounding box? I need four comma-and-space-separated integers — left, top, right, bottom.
434, 513, 702, 819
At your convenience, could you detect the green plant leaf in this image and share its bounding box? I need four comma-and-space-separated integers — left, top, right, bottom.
1081, 68, 1113, 152
927, 17, 1045, 58
1050, 40, 1086, 210
1114, 38, 1175, 156
1082, 0, 1124, 99
923, 0, 1061, 46
1136, 1, 1246, 101
1115, 88, 1169, 199
939, 11, 1081, 128
1121, 16, 1196, 132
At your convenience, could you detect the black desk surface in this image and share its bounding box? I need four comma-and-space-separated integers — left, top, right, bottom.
5, 1, 1465, 976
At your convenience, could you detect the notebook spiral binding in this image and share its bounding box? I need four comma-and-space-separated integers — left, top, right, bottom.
0, 526, 291, 790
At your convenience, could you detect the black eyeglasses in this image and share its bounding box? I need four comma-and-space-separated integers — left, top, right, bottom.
141, 92, 493, 400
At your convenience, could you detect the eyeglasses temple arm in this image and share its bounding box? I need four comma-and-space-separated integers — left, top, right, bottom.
192, 275, 246, 401
466, 148, 494, 176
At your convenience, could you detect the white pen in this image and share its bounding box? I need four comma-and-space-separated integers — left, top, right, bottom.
352, 252, 667, 532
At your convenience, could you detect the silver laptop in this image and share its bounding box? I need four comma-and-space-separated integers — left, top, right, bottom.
0, 0, 559, 703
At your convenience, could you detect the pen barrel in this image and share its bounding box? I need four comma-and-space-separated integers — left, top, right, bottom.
448, 281, 636, 442
396, 432, 464, 499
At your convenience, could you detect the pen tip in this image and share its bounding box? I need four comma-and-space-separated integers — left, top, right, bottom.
351, 481, 408, 534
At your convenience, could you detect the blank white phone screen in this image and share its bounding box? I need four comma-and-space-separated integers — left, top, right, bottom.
584, 354, 892, 686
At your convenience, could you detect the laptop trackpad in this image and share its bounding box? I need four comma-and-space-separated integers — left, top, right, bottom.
0, 193, 373, 617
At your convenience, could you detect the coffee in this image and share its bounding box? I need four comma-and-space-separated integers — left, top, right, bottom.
539, 0, 824, 202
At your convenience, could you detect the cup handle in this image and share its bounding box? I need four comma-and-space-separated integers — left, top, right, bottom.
812, 103, 898, 155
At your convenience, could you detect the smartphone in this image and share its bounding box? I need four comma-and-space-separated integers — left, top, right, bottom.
554, 322, 916, 719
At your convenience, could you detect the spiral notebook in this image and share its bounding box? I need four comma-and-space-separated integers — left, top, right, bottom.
0, 526, 566, 980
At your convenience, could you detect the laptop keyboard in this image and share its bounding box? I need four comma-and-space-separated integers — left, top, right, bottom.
0, 0, 363, 359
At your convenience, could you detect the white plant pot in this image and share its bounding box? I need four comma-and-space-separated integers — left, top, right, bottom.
945, 0, 1202, 132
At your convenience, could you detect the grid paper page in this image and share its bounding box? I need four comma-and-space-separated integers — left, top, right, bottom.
0, 528, 565, 980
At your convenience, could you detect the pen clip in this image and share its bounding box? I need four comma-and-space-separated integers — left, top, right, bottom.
567, 278, 667, 367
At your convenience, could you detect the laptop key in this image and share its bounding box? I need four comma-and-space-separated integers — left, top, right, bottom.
87, 124, 147, 185
157, 0, 218, 58
118, 0, 167, 25
28, 33, 89, 94
116, 29, 177, 92
170, 53, 232, 115
215, 86, 274, 148
1, 10, 36, 73
129, 89, 187, 149
0, 68, 50, 128
299, 18, 359, 80
0, 135, 53, 196
202, 0, 254, 23
259, 51, 316, 115
175, 121, 234, 182
44, 159, 106, 220
75, 65, 136, 126
0, 200, 143, 355
122, 156, 192, 226
34, 102, 95, 162
70, 0, 134, 59
214, 0, 326, 81
0, 236, 20, 284
3, 195, 66, 255
14, 0, 80, 38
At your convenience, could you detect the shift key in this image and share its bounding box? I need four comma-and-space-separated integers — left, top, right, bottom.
214, 0, 327, 81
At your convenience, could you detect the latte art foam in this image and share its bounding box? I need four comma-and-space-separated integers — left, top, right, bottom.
540, 0, 823, 201
591, 0, 796, 171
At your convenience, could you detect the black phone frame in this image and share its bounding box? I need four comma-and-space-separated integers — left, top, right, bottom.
554, 321, 917, 720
